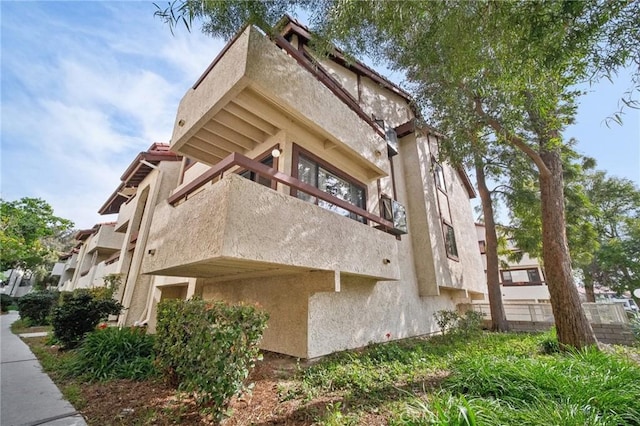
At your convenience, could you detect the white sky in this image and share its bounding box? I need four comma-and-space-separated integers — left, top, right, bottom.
1, 1, 638, 229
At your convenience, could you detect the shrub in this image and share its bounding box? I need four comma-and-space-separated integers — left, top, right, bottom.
1, 293, 15, 312
630, 313, 640, 340
155, 298, 269, 421
71, 327, 157, 381
16, 291, 59, 325
434, 309, 483, 336
51, 290, 123, 349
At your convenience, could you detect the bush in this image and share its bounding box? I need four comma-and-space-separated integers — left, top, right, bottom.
1, 293, 15, 312
630, 313, 640, 340
51, 290, 123, 349
155, 298, 269, 421
16, 291, 59, 325
71, 327, 157, 381
434, 309, 483, 336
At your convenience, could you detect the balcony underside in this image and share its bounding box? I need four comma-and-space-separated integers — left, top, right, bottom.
171, 26, 388, 177
142, 174, 400, 282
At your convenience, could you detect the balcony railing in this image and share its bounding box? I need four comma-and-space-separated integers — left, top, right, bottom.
169, 152, 405, 235
502, 281, 546, 287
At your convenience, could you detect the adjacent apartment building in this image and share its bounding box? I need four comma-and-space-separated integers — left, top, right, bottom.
475, 223, 550, 304
122, 18, 487, 359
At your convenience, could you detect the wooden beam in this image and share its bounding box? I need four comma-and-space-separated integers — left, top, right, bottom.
214, 109, 267, 144
225, 102, 278, 136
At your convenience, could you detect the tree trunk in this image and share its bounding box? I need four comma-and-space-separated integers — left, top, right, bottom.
475, 154, 510, 331
539, 148, 597, 349
585, 282, 596, 303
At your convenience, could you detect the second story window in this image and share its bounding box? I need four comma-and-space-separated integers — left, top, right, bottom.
293, 145, 366, 223
433, 159, 446, 192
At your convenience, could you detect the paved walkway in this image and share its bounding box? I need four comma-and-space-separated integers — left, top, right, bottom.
1, 312, 87, 426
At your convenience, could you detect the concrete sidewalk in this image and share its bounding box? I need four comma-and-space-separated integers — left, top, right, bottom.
1, 311, 87, 426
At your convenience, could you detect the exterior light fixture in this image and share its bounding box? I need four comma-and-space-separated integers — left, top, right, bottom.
272, 148, 282, 158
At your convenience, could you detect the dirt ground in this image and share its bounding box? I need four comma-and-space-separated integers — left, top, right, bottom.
69, 352, 340, 425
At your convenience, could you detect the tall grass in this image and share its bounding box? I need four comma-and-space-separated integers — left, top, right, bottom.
71, 327, 157, 381
293, 331, 640, 425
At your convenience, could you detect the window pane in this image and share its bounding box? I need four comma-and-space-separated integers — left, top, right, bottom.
297, 156, 317, 203
297, 154, 365, 222
527, 268, 541, 283
444, 223, 458, 258
501, 270, 513, 283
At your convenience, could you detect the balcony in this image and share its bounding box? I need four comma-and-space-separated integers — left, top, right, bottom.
115, 195, 137, 233
170, 25, 388, 178
86, 224, 123, 255
142, 154, 400, 282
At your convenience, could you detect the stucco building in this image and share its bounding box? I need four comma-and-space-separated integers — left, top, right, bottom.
475, 223, 550, 304
126, 18, 487, 358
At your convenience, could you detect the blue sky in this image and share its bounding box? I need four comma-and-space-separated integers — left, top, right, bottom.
1, 2, 639, 229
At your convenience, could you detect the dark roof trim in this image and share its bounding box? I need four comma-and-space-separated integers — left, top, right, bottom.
395, 119, 416, 138
280, 16, 412, 101
456, 167, 477, 199
99, 143, 181, 215
272, 34, 385, 139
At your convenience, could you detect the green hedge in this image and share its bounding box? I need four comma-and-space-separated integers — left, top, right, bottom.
51, 289, 122, 349
16, 291, 59, 325
155, 298, 269, 421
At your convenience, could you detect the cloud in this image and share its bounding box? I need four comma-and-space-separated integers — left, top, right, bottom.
1, 2, 224, 229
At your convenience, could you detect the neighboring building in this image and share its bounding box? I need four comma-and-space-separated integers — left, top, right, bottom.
59, 223, 123, 291
475, 223, 550, 304
96, 142, 186, 327
1, 269, 35, 298
131, 18, 487, 359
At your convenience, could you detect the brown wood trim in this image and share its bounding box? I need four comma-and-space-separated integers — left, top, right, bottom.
236, 144, 280, 190
502, 281, 546, 287
395, 120, 415, 138
168, 151, 393, 229
291, 143, 367, 195
272, 35, 385, 140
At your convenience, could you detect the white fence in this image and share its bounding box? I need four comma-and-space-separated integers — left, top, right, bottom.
470, 302, 629, 325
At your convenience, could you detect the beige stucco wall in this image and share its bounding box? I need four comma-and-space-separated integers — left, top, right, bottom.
201, 271, 337, 358
143, 174, 399, 281
86, 224, 123, 254
114, 160, 182, 326
138, 26, 487, 358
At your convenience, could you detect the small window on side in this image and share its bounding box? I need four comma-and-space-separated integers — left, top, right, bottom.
443, 222, 458, 259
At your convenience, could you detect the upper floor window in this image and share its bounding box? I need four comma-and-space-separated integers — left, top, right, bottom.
443, 221, 459, 259
293, 145, 366, 223
433, 159, 446, 192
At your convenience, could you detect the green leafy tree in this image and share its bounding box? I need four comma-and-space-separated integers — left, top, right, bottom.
154, 0, 638, 348
0, 197, 73, 272
581, 172, 640, 299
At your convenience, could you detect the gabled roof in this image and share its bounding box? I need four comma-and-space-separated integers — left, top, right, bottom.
98, 143, 182, 215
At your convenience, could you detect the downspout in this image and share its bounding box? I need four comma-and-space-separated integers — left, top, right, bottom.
118, 161, 162, 326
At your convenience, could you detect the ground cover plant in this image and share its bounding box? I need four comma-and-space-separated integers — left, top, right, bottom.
20, 324, 640, 425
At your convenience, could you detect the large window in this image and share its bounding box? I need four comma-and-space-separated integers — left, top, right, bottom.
293, 146, 366, 223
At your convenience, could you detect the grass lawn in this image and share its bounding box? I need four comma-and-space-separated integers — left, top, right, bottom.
19, 328, 640, 425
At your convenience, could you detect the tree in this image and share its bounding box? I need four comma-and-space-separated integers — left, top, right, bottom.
581, 172, 640, 299
0, 197, 73, 271
154, 0, 639, 348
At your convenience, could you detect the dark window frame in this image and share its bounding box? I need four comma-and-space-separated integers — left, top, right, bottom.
442, 220, 459, 260
291, 143, 368, 222
238, 145, 280, 190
